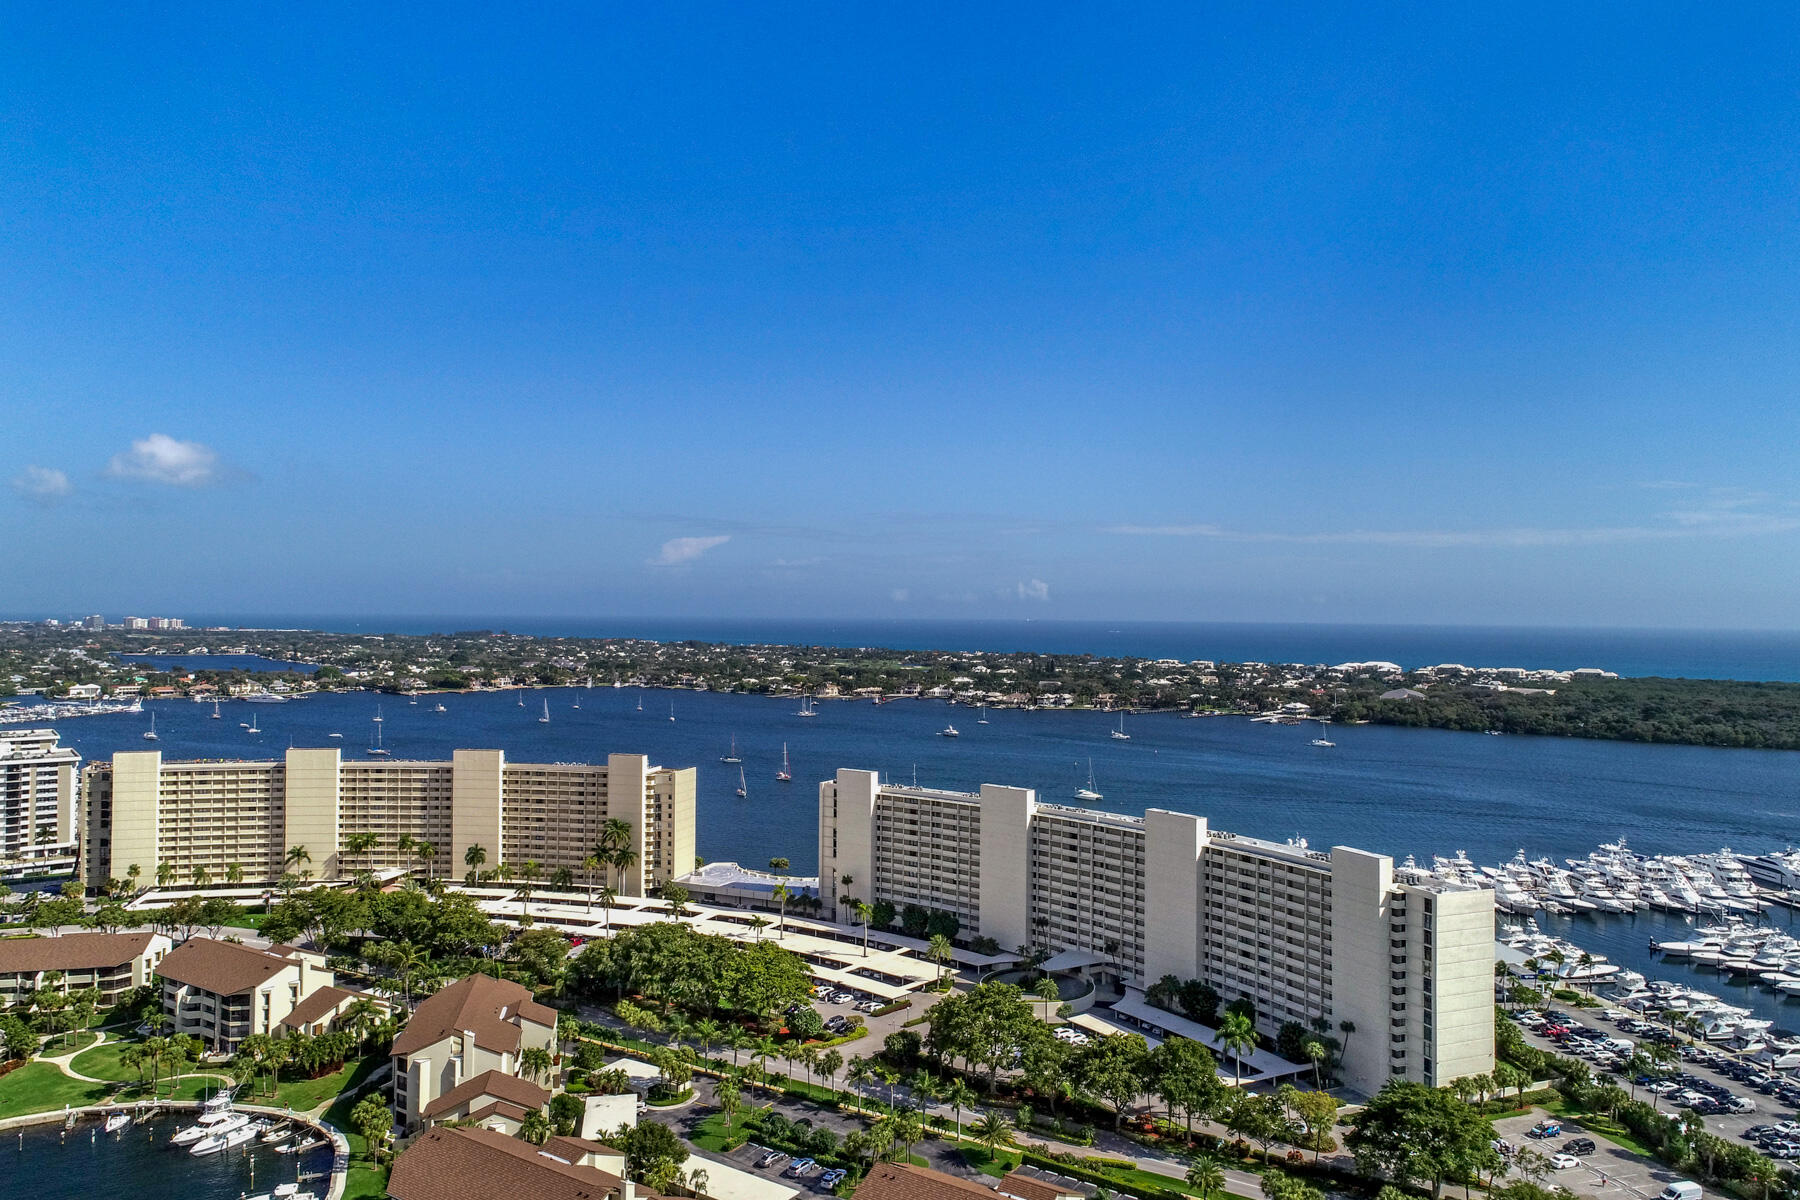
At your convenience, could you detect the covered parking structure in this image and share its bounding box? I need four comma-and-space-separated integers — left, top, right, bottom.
1105, 991, 1313, 1086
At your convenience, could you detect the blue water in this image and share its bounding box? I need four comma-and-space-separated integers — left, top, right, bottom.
147, 617, 1800, 681
1, 1115, 333, 1200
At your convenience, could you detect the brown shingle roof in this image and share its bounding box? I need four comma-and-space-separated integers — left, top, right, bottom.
278, 985, 354, 1031
998, 1173, 1081, 1200
154, 937, 296, 996
0, 932, 157, 975
854, 1163, 998, 1200
392, 973, 554, 1058
421, 1069, 550, 1120
389, 1125, 648, 1200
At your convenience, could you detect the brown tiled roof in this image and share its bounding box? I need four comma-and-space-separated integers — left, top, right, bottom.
998, 1173, 1081, 1200
392, 973, 554, 1058
547, 1136, 622, 1159
421, 1069, 550, 1120
278, 985, 353, 1031
389, 1125, 648, 1200
854, 1163, 998, 1200
0, 932, 157, 975
465, 1100, 530, 1125
154, 937, 296, 996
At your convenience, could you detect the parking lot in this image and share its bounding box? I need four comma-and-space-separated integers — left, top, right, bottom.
1511, 1005, 1799, 1164
1492, 1108, 1698, 1200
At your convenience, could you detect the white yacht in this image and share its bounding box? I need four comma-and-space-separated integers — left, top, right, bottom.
172, 1109, 248, 1147
103, 1110, 131, 1133
735, 765, 747, 798
776, 743, 792, 782
1110, 714, 1130, 740
795, 696, 818, 718
142, 711, 158, 741
938, 723, 959, 738
720, 735, 742, 764
538, 699, 550, 724
1075, 759, 1102, 801
192, 1119, 262, 1156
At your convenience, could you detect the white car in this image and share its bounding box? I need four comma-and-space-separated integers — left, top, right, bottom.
1550, 1154, 1581, 1171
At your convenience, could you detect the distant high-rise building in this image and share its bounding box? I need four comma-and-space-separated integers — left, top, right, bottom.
146, 617, 185, 631
83, 614, 104, 630
0, 729, 81, 881
82, 748, 696, 894
124, 616, 149, 630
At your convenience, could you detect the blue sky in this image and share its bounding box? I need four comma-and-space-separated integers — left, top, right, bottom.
4, 5, 1799, 627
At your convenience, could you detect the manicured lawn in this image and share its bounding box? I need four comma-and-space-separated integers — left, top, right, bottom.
0, 1062, 110, 1118
960, 1148, 1022, 1178
1544, 1099, 1659, 1159
71, 1037, 138, 1082
691, 1112, 750, 1154
273, 1054, 382, 1113
342, 1164, 390, 1200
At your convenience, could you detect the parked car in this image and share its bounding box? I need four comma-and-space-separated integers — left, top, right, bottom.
1550, 1154, 1581, 1170
819, 1170, 847, 1188
1527, 1121, 1563, 1139
757, 1151, 790, 1169
787, 1159, 816, 1175
1560, 1138, 1596, 1156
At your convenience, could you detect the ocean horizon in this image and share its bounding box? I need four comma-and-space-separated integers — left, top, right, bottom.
88, 615, 1800, 683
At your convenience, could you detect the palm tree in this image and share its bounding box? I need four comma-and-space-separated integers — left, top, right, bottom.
225, 862, 244, 885
944, 1077, 976, 1140
848, 1057, 874, 1106
612, 847, 640, 895
1305, 1039, 1328, 1089
599, 884, 617, 932
972, 1109, 1014, 1163
854, 901, 874, 957
687, 1167, 710, 1200
582, 853, 603, 909
1218, 1011, 1256, 1086
284, 844, 312, 880
191, 864, 210, 887
770, 857, 792, 931
820, 1048, 845, 1100
516, 860, 540, 921
344, 831, 379, 876
748, 914, 771, 942
716, 1073, 743, 1128
413, 839, 437, 881
464, 842, 488, 883
693, 1018, 722, 1061
521, 1046, 554, 1083
751, 1035, 779, 1095
125, 863, 141, 896
552, 865, 575, 892
1185, 1157, 1225, 1200
927, 934, 954, 987
156, 861, 176, 888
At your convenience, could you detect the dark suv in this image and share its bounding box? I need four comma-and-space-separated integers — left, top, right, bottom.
1561, 1138, 1597, 1156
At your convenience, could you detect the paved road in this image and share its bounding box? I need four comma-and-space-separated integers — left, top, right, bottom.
1493, 1107, 1702, 1200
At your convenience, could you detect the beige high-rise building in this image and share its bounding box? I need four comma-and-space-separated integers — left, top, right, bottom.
82, 747, 695, 893
0, 729, 80, 881
819, 768, 1492, 1095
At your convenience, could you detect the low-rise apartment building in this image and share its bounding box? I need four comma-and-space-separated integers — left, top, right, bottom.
155, 937, 336, 1052
81, 747, 694, 892
818, 769, 1493, 1094
0, 931, 171, 1006
0, 729, 80, 881
390, 973, 559, 1132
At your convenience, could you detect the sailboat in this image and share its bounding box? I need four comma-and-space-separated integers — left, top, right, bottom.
669, 702, 676, 723
517, 694, 525, 707
368, 715, 389, 756
211, 700, 221, 719
1075, 759, 1103, 801
539, 699, 551, 724
777, 743, 792, 782
735, 765, 748, 797
572, 691, 581, 710
938, 721, 959, 738
637, 690, 644, 712
246, 713, 261, 735
1110, 713, 1130, 740
795, 696, 817, 718
977, 705, 989, 724
373, 705, 384, 722
143, 711, 159, 741
720, 735, 741, 764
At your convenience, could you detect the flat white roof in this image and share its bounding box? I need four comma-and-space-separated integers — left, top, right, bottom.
1106, 991, 1311, 1083
685, 1154, 801, 1200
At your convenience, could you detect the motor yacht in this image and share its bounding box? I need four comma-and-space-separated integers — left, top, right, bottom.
172, 1109, 248, 1147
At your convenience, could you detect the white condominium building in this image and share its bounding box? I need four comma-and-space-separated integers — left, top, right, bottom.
82, 747, 695, 893
819, 769, 1492, 1094
0, 729, 80, 881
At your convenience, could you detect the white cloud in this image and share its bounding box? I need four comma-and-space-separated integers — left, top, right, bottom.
1016, 578, 1051, 602
106, 434, 221, 486
11, 465, 71, 502
650, 535, 730, 566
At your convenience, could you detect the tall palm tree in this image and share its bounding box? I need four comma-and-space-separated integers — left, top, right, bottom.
1218, 1011, 1256, 1087
344, 832, 379, 877
515, 860, 540, 923
156, 861, 176, 888
854, 901, 874, 956
599, 885, 617, 932
284, 844, 312, 880
464, 843, 488, 883
612, 847, 640, 895
927, 934, 954, 987
582, 853, 603, 910
225, 862, 244, 885
191, 864, 210, 887
944, 1077, 977, 1141
769, 857, 792, 932
413, 839, 437, 881
715, 1074, 743, 1129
